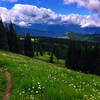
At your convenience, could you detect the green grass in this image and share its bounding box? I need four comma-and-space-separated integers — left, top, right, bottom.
0, 50, 100, 100
35, 53, 65, 68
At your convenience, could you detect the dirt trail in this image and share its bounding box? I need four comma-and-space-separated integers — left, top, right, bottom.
2, 72, 11, 100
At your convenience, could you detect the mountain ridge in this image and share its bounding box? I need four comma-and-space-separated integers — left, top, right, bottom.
6, 23, 100, 38
60, 32, 100, 42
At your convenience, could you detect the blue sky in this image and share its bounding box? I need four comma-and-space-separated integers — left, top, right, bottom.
0, 0, 100, 27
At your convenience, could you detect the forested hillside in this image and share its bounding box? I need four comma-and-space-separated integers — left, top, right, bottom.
1, 18, 100, 75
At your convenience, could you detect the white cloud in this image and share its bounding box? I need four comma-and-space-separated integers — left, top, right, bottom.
0, 4, 60, 25
61, 14, 100, 27
0, 4, 100, 27
18, 21, 31, 26
64, 0, 100, 14
1, 0, 18, 2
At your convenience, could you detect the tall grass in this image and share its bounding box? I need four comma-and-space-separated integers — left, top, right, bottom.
0, 50, 100, 100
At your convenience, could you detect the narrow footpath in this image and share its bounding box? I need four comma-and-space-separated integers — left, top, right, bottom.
2, 72, 11, 100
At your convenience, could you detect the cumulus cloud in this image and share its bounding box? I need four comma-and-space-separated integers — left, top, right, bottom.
0, 4, 100, 27
1, 0, 18, 2
0, 4, 60, 25
61, 14, 100, 27
64, 0, 100, 14
18, 21, 31, 26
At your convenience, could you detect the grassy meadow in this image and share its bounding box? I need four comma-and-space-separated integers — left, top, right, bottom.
0, 50, 100, 100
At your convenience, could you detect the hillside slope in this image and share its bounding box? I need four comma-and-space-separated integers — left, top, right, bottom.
0, 51, 100, 100
60, 32, 100, 42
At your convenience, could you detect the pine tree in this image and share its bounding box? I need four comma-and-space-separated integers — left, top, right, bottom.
66, 41, 74, 69
36, 43, 39, 56
95, 45, 100, 75
54, 44, 60, 62
50, 51, 54, 63
50, 47, 55, 63
39, 45, 44, 56
7, 22, 19, 53
24, 33, 34, 57
0, 18, 8, 50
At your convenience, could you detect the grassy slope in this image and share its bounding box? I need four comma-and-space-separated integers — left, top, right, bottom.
0, 51, 100, 100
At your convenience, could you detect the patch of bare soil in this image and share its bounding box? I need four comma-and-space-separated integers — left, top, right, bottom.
2, 72, 11, 100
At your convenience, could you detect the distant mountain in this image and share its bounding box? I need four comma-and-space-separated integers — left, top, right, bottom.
13, 24, 57, 37
29, 24, 100, 34
60, 32, 100, 42
60, 32, 85, 40
12, 23, 100, 38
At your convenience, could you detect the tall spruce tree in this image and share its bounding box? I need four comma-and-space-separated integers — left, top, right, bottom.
24, 33, 34, 57
54, 44, 60, 62
39, 44, 44, 56
0, 18, 8, 50
50, 46, 55, 63
7, 22, 19, 53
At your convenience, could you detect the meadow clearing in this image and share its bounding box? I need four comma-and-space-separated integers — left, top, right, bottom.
0, 50, 100, 100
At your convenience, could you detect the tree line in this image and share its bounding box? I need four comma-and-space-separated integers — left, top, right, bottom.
0, 18, 34, 57
38, 36, 100, 75
66, 40, 100, 75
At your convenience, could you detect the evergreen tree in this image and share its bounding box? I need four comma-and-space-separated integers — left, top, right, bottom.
50, 47, 55, 63
33, 40, 39, 56
24, 33, 34, 57
95, 45, 100, 75
66, 41, 74, 69
0, 18, 8, 50
7, 22, 19, 53
54, 44, 60, 62
50, 51, 54, 63
36, 43, 39, 56
39, 44, 44, 56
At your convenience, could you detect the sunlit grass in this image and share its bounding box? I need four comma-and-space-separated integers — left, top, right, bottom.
19, 37, 38, 42
35, 52, 65, 68
0, 50, 100, 100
